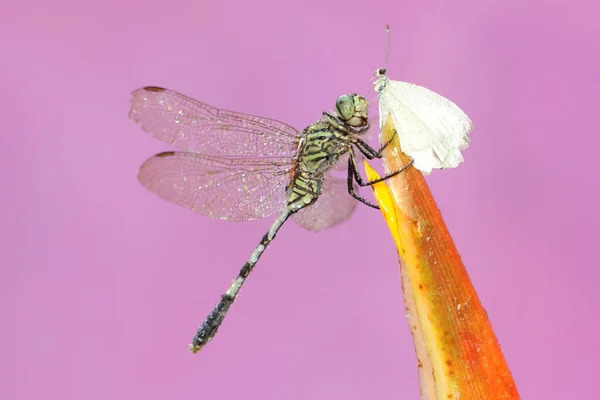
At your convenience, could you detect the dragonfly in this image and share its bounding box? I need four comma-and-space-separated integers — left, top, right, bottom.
128, 86, 413, 353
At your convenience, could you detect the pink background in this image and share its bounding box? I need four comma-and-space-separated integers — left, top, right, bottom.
1, 1, 598, 399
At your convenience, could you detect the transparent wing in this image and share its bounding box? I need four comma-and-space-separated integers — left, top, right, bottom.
378, 80, 473, 173
129, 87, 300, 157
292, 172, 357, 232
331, 152, 350, 172
324, 152, 363, 177
138, 151, 293, 221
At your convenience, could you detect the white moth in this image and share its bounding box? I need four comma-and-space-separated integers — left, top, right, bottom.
371, 26, 474, 174
373, 67, 474, 174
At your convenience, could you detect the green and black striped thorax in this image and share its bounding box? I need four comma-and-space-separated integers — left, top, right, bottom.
286, 93, 369, 210
296, 93, 368, 177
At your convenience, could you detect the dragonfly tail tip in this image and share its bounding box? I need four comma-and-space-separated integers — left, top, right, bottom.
189, 343, 203, 354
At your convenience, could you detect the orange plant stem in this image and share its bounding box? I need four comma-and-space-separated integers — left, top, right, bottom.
365, 116, 519, 399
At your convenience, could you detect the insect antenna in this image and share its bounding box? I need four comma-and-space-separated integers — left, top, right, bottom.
367, 24, 392, 102
384, 24, 390, 71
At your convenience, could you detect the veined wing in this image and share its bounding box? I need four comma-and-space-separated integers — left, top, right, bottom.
379, 80, 473, 173
330, 152, 351, 173
292, 171, 357, 232
138, 152, 293, 221
129, 87, 300, 157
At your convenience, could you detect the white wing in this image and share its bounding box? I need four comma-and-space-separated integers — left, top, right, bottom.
378, 80, 473, 174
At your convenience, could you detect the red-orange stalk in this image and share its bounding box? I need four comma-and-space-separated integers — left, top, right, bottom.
365, 116, 519, 399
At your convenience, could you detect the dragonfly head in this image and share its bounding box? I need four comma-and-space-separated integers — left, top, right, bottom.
335, 94, 368, 128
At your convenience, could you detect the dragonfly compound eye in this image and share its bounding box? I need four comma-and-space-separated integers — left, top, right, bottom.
335, 94, 356, 122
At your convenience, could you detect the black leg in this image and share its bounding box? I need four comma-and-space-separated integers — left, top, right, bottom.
353, 124, 370, 134
323, 112, 371, 134
346, 157, 380, 209
323, 111, 342, 123
349, 151, 415, 187
354, 130, 397, 160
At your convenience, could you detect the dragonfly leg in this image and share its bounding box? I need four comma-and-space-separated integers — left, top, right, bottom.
349, 150, 414, 188
323, 111, 340, 121
353, 124, 370, 134
354, 130, 397, 159
324, 111, 370, 135
322, 112, 346, 130
347, 157, 380, 209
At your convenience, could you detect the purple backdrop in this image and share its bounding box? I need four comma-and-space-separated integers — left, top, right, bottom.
1, 1, 598, 399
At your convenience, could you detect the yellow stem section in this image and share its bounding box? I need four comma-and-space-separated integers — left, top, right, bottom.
364, 116, 519, 400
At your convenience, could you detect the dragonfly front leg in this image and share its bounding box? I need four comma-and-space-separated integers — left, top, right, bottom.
354, 130, 397, 159
322, 112, 347, 130
348, 149, 415, 189
323, 112, 370, 135
352, 124, 370, 134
